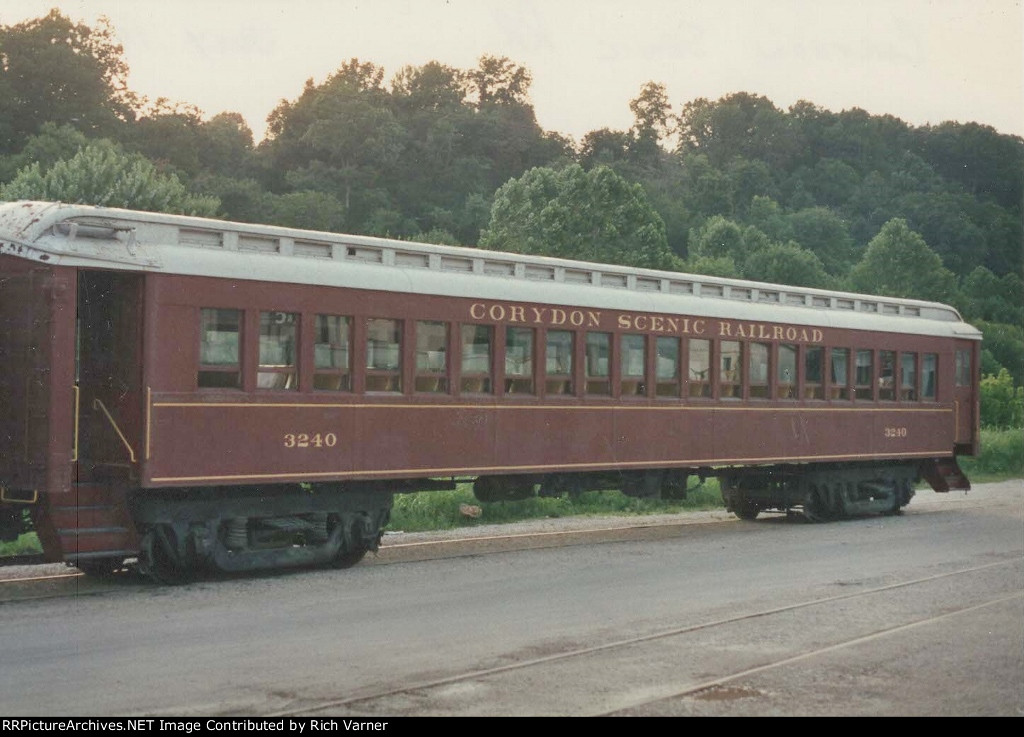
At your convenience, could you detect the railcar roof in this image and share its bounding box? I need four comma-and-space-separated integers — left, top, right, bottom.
0, 201, 981, 340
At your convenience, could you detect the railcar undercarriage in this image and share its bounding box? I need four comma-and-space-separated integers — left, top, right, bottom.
719, 462, 920, 521
127, 483, 395, 584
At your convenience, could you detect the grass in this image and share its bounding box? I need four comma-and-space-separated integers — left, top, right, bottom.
388, 478, 725, 532
959, 426, 1024, 482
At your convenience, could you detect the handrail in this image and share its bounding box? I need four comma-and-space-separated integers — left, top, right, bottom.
72, 385, 80, 462
92, 398, 137, 463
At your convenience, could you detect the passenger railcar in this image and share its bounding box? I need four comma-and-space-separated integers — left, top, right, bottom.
0, 202, 980, 582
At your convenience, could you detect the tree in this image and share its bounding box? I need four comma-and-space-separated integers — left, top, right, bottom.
787, 206, 856, 275
467, 56, 532, 107
0, 140, 219, 215
979, 369, 1024, 428
848, 218, 956, 302
0, 10, 135, 153
479, 164, 677, 270
743, 241, 831, 288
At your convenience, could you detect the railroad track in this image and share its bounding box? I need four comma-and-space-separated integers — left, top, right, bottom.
258, 558, 1022, 717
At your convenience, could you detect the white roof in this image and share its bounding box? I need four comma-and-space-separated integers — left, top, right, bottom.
0, 201, 981, 340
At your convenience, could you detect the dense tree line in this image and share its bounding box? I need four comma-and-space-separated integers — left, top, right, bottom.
2, 10, 1021, 396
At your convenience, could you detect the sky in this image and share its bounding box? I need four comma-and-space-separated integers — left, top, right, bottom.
4, 0, 1023, 144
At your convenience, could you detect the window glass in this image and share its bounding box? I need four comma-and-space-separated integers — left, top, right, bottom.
656, 337, 680, 397
805, 346, 824, 399
688, 339, 711, 398
879, 350, 896, 400
258, 311, 298, 390
545, 330, 574, 395
366, 318, 402, 392
955, 349, 972, 387
922, 353, 937, 400
505, 327, 535, 394
855, 349, 874, 401
415, 321, 448, 393
777, 344, 797, 399
831, 348, 850, 400
720, 340, 742, 398
461, 324, 492, 393
901, 352, 918, 400
585, 332, 611, 395
749, 342, 769, 399
199, 308, 241, 388
314, 315, 351, 391
621, 334, 646, 396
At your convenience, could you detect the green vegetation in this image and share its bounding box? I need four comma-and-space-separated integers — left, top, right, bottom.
0, 531, 41, 558
959, 427, 1024, 481
389, 480, 725, 533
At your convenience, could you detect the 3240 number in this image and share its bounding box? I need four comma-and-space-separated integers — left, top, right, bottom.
283, 432, 338, 448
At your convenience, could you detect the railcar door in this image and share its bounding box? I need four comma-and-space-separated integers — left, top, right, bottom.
0, 264, 76, 495
953, 339, 978, 450
76, 271, 145, 477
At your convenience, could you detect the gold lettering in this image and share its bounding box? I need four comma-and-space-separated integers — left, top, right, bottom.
800, 328, 810, 342
758, 324, 770, 339
508, 305, 525, 323
634, 315, 648, 331
617, 315, 632, 330
551, 308, 566, 325
587, 311, 601, 328
719, 322, 732, 337
667, 317, 680, 333
693, 319, 706, 335
489, 304, 506, 321
531, 307, 546, 323
736, 323, 748, 338
812, 329, 823, 343
470, 303, 486, 320
773, 326, 784, 340
569, 310, 585, 327
786, 327, 797, 341
651, 316, 665, 332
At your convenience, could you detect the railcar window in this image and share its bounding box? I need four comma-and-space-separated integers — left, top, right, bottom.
855, 349, 874, 401
461, 324, 492, 394
656, 337, 680, 397
688, 338, 711, 398
955, 349, 972, 386
900, 353, 918, 400
621, 334, 646, 396
720, 340, 742, 398
366, 318, 402, 392
777, 344, 797, 399
805, 346, 824, 399
831, 348, 850, 400
585, 332, 611, 395
545, 330, 574, 395
922, 353, 937, 400
879, 350, 896, 400
257, 311, 298, 390
415, 321, 448, 393
505, 327, 535, 394
749, 342, 770, 399
199, 308, 242, 389
314, 315, 351, 391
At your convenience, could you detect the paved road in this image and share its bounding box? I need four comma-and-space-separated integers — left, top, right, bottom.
0, 480, 1020, 716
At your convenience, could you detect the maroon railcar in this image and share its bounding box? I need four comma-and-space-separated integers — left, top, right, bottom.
0, 202, 980, 581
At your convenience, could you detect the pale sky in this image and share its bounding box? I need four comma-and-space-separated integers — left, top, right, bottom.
5, 0, 1023, 144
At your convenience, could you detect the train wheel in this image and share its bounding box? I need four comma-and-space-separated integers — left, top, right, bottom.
76, 559, 124, 578
733, 501, 761, 520
802, 486, 830, 523
139, 525, 193, 585
332, 547, 368, 569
